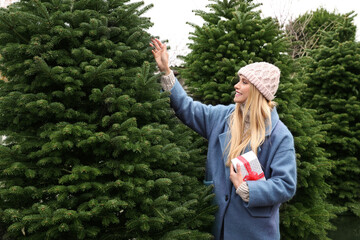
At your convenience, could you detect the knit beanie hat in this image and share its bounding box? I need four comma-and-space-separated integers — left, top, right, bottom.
237, 62, 280, 101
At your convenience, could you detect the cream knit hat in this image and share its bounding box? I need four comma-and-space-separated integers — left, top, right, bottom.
237, 62, 280, 101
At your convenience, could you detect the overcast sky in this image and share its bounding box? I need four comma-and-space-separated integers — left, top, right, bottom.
137, 0, 360, 65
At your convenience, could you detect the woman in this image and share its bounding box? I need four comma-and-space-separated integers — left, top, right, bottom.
150, 38, 297, 240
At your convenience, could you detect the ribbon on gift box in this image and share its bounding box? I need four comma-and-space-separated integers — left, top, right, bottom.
237, 155, 265, 181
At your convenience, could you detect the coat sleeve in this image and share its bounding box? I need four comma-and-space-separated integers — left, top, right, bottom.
245, 131, 297, 208
169, 78, 229, 139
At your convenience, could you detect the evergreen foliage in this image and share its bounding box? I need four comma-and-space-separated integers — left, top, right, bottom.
286, 8, 357, 58
180, 0, 342, 239
302, 36, 360, 217
181, 0, 287, 105
0, 0, 215, 239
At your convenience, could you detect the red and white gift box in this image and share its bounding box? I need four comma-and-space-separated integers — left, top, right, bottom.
231, 151, 266, 181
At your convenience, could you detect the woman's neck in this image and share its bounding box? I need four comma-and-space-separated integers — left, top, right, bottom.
240, 102, 250, 134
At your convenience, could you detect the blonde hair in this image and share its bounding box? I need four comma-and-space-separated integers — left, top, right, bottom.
225, 84, 276, 166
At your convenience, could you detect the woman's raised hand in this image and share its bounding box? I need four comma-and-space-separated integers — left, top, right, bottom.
150, 38, 171, 75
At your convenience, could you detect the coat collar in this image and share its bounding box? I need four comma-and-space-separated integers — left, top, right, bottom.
267, 106, 279, 136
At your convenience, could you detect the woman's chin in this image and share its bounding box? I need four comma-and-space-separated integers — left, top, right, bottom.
234, 97, 245, 104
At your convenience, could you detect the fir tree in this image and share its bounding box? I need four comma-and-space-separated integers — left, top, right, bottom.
285, 8, 357, 58
0, 0, 215, 239
180, 0, 342, 239
181, 0, 288, 105
302, 34, 360, 218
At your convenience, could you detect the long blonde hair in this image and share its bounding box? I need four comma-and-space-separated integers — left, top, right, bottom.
225, 84, 276, 166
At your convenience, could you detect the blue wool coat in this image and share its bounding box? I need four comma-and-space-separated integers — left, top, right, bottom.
169, 79, 297, 240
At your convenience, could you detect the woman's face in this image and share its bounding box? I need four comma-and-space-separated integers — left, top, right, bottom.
234, 75, 251, 104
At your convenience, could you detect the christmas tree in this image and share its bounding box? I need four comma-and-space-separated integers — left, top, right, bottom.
302, 33, 360, 218
180, 0, 341, 239
285, 8, 356, 58
0, 0, 215, 239
181, 0, 288, 105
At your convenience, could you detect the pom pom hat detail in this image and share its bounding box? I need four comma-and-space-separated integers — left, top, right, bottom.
238, 62, 280, 101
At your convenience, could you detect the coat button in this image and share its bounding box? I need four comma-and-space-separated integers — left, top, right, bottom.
225, 195, 229, 201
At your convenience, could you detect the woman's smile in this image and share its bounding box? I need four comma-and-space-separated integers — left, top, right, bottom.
235, 91, 242, 96
234, 75, 250, 103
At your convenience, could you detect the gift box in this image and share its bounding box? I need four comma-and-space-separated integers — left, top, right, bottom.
231, 151, 266, 181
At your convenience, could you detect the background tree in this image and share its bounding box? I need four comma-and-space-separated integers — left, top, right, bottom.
0, 0, 215, 239
301, 31, 360, 220
285, 8, 357, 58
289, 8, 360, 238
180, 0, 342, 239
181, 0, 289, 105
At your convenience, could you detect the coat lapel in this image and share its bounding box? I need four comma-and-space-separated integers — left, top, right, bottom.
218, 131, 232, 193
